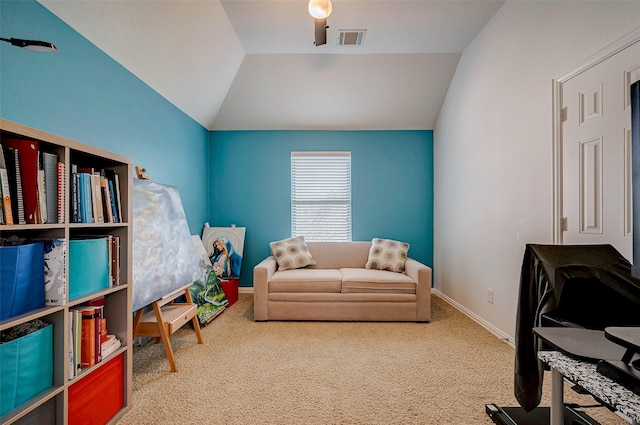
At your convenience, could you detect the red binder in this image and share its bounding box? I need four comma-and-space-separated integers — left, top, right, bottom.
2, 139, 39, 223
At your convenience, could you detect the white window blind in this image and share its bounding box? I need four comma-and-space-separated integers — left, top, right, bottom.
291, 152, 351, 242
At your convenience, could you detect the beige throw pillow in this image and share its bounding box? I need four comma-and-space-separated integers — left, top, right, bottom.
269, 236, 316, 271
365, 238, 410, 273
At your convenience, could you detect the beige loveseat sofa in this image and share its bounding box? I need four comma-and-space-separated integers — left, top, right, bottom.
253, 241, 431, 322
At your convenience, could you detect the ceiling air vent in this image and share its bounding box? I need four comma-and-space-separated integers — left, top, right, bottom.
337, 29, 366, 46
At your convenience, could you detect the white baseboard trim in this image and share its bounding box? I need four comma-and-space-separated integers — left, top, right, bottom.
239, 286, 254, 294
432, 288, 514, 348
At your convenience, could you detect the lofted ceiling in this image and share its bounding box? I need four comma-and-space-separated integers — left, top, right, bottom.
38, 0, 505, 131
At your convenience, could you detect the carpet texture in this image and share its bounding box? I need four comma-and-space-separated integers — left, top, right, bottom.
119, 294, 628, 424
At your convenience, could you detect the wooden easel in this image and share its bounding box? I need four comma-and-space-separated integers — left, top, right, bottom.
133, 283, 203, 372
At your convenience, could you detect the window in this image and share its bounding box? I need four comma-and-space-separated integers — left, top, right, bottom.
291, 152, 351, 241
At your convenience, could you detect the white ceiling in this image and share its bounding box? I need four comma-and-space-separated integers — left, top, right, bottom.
38, 0, 505, 131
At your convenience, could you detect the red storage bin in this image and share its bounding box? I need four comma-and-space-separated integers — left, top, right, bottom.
68, 354, 124, 425
220, 278, 239, 307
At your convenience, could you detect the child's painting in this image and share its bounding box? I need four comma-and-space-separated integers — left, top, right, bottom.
201, 226, 245, 278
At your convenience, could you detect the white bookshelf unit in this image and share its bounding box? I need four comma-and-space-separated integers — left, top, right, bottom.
0, 119, 132, 424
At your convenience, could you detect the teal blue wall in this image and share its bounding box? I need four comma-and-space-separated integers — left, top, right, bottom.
0, 0, 209, 232
209, 130, 434, 287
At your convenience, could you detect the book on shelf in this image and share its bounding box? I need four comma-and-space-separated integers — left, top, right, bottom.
42, 151, 59, 223
68, 311, 75, 380
100, 317, 107, 343
90, 173, 104, 224
2, 138, 40, 224
77, 166, 95, 175
94, 304, 103, 364
79, 172, 93, 223
75, 171, 83, 223
0, 145, 14, 225
73, 309, 82, 375
57, 161, 65, 223
73, 306, 97, 368
44, 238, 67, 305
101, 334, 122, 359
107, 235, 120, 286
114, 174, 122, 222
12, 148, 25, 224
107, 235, 121, 286
107, 236, 113, 286
103, 169, 121, 223
35, 167, 47, 224
87, 297, 106, 363
107, 179, 118, 223
71, 164, 78, 223
100, 174, 114, 223
3, 145, 26, 224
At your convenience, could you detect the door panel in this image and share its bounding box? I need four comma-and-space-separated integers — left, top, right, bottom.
562, 41, 640, 260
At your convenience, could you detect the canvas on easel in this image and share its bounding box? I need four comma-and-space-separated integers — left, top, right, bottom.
131, 179, 200, 312
131, 179, 204, 371
201, 225, 245, 278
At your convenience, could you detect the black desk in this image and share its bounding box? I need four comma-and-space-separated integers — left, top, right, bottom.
532, 327, 626, 361
533, 327, 640, 425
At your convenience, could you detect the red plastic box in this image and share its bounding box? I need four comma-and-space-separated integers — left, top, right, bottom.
220, 278, 239, 307
68, 354, 124, 425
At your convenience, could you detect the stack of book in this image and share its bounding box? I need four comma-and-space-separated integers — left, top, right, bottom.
101, 334, 122, 359
68, 298, 122, 380
70, 166, 122, 224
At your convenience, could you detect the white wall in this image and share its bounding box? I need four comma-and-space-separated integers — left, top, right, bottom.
434, 1, 640, 343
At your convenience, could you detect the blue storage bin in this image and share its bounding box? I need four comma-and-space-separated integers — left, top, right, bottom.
0, 242, 45, 320
0, 323, 53, 416
69, 238, 110, 300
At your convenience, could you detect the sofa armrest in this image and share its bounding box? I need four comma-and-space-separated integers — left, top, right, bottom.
405, 258, 432, 322
253, 256, 277, 321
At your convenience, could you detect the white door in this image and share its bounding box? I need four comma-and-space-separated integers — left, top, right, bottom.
562, 41, 640, 260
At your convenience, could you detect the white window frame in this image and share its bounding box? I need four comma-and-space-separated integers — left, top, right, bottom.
291, 151, 352, 242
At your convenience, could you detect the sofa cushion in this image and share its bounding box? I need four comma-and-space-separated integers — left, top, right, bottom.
269, 269, 342, 293
305, 242, 372, 269
365, 238, 410, 273
269, 236, 316, 271
340, 268, 416, 294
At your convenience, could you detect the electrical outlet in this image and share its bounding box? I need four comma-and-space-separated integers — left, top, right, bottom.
486, 288, 494, 304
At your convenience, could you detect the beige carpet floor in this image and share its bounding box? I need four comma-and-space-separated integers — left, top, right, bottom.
119, 293, 628, 425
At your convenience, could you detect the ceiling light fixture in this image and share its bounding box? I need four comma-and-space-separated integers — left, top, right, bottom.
309, 0, 332, 46
0, 37, 57, 52
308, 0, 332, 19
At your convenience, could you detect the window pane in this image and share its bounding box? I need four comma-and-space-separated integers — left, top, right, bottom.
291, 152, 351, 242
